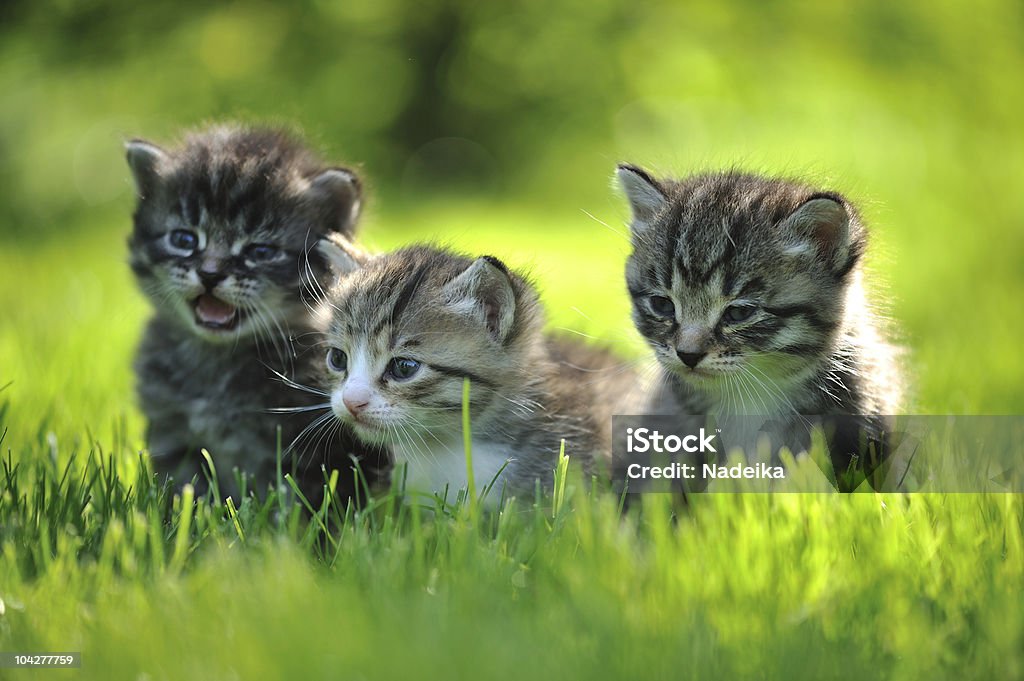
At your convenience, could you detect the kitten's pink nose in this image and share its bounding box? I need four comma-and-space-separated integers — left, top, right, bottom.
343, 387, 372, 417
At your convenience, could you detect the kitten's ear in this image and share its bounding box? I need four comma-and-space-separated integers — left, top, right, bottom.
616, 163, 668, 230
316, 233, 366, 276
442, 256, 517, 342
780, 196, 851, 270
125, 139, 168, 197
308, 168, 362, 235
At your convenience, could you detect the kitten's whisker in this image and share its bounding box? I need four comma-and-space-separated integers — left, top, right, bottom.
399, 413, 441, 457
263, 364, 330, 397
569, 306, 593, 322
267, 403, 331, 414
580, 208, 629, 242
394, 423, 430, 468
737, 367, 769, 416
284, 410, 336, 461
248, 298, 294, 369
742, 363, 806, 423
728, 366, 753, 415
300, 230, 339, 313
497, 394, 542, 417
387, 421, 428, 470
292, 330, 327, 342
244, 301, 286, 368
306, 415, 340, 474
553, 327, 598, 340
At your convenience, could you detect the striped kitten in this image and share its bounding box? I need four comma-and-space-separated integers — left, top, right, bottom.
313, 243, 633, 507
127, 124, 388, 502
616, 165, 902, 480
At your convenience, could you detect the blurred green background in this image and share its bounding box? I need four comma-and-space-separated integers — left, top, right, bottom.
1, 0, 1023, 442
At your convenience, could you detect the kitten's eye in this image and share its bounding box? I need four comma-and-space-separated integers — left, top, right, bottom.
245, 243, 281, 263
386, 357, 421, 381
723, 304, 756, 324
648, 295, 675, 318
326, 348, 347, 373
168, 229, 198, 252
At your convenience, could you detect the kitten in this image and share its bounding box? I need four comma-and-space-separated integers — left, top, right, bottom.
616, 165, 902, 485
126, 124, 389, 503
313, 243, 635, 507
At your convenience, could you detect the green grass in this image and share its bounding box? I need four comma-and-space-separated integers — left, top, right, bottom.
2, 440, 1022, 679
3, 1, 1024, 676
1, 203, 1023, 679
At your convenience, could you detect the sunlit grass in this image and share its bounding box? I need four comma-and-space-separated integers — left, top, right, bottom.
1, 432, 1021, 679
1, 200, 1022, 677
0, 204, 1022, 678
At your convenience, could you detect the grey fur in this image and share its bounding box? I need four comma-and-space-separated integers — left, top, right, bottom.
315, 245, 637, 504
616, 166, 903, 482
127, 124, 388, 503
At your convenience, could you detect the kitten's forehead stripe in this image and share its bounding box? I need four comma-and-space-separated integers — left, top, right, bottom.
736, 277, 765, 297
687, 240, 733, 287
227, 179, 263, 225
183, 192, 201, 227
371, 315, 391, 342
722, 270, 737, 297
389, 263, 430, 329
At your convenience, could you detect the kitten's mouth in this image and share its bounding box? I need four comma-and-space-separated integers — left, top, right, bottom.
192, 294, 241, 331
676, 365, 716, 380
349, 419, 391, 445
347, 414, 407, 443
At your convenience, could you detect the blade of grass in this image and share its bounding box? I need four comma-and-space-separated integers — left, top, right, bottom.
170, 484, 195, 573
552, 439, 568, 519
225, 496, 245, 544
462, 377, 476, 518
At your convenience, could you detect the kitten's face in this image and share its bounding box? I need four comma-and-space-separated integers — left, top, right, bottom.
315, 246, 536, 447
618, 166, 864, 393
126, 128, 361, 343
131, 217, 309, 341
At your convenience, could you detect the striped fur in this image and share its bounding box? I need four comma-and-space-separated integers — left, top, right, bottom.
315, 245, 637, 506
616, 165, 903, 420
127, 124, 388, 503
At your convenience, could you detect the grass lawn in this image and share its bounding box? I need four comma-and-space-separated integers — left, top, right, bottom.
2, 0, 1023, 676
1, 194, 1022, 679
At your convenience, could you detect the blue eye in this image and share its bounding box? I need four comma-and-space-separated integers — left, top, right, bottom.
648, 295, 675, 317
168, 229, 198, 252
327, 348, 347, 372
723, 304, 756, 324
245, 244, 280, 262
387, 357, 421, 381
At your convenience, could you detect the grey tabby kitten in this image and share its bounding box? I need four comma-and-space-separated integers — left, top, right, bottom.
313, 243, 634, 507
616, 165, 902, 483
127, 125, 389, 502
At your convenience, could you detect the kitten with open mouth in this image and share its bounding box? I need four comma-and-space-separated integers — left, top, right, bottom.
193, 294, 242, 330
127, 124, 390, 504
